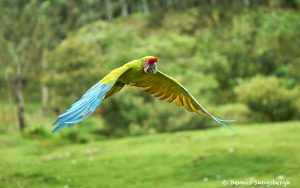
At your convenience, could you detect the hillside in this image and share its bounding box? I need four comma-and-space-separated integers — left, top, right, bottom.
1, 121, 299, 188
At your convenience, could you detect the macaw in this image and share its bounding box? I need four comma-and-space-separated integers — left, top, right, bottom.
52, 56, 234, 133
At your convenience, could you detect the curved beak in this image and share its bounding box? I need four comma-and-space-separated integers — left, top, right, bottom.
148, 62, 157, 74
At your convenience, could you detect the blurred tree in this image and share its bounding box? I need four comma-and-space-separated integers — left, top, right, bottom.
0, 1, 51, 131
105, 0, 113, 20
142, 0, 149, 13
120, 0, 129, 17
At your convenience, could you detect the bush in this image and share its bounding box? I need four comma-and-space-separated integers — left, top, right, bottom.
24, 126, 50, 139
234, 76, 299, 121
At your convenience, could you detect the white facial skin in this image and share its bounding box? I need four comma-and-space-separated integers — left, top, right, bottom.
143, 61, 149, 73
143, 61, 157, 74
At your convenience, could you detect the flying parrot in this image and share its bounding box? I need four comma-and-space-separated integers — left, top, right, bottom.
52, 56, 234, 133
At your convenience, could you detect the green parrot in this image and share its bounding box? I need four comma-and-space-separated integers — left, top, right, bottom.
53, 56, 234, 132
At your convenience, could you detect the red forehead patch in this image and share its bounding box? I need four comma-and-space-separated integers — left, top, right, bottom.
148, 57, 158, 64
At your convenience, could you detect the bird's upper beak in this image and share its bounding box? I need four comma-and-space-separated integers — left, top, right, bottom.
148, 62, 157, 74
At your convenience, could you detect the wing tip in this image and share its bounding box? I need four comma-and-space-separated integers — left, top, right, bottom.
52, 123, 66, 133
216, 118, 235, 123
212, 116, 235, 131
52, 120, 60, 126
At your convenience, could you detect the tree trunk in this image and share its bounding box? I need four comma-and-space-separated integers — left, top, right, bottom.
210, 0, 216, 5
142, 0, 149, 14
41, 49, 49, 116
14, 78, 26, 132
243, 0, 250, 6
167, 0, 173, 9
120, 0, 128, 17
105, 0, 113, 20
42, 86, 49, 115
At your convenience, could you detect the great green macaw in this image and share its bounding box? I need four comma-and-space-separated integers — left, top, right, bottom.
52, 56, 234, 133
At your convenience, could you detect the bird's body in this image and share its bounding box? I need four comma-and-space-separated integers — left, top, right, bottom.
53, 56, 234, 133
101, 60, 142, 87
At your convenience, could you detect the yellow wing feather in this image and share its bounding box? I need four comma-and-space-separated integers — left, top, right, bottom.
130, 70, 234, 130
99, 63, 132, 98
104, 82, 125, 99
131, 70, 206, 114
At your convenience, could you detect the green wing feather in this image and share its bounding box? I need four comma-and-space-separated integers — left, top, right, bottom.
105, 82, 126, 99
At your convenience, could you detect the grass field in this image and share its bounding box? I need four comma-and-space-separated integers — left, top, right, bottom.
0, 121, 299, 188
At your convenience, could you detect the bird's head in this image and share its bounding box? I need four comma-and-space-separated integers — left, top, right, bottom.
141, 56, 158, 74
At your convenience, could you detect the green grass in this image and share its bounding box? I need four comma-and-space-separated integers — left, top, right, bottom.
0, 122, 299, 188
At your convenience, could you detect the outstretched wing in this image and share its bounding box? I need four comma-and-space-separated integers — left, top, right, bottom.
52, 65, 131, 133
130, 70, 234, 130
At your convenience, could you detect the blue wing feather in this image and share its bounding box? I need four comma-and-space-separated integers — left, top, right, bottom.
52, 83, 113, 133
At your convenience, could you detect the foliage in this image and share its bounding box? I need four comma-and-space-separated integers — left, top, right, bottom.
0, 1, 300, 135
44, 7, 300, 136
235, 76, 299, 121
